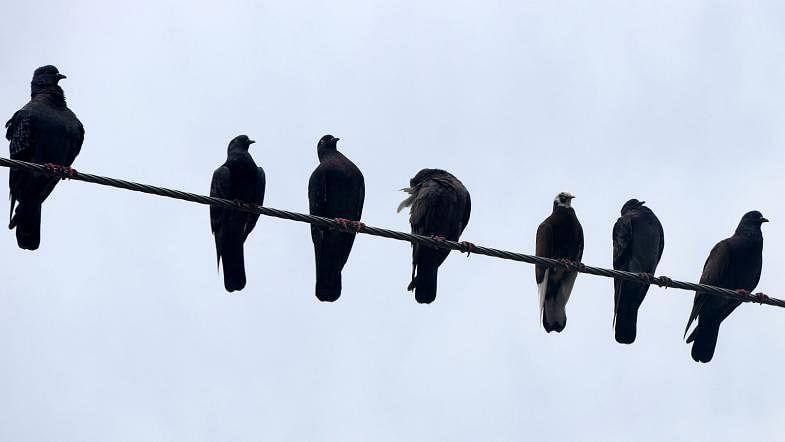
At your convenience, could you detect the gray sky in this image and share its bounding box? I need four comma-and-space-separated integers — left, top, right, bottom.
1, 1, 784, 441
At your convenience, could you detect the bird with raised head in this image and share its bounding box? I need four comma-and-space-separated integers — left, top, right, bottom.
535, 192, 584, 333
6, 65, 84, 250
685, 210, 767, 363
210, 135, 266, 293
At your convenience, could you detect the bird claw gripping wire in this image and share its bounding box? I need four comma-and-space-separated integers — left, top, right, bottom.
559, 259, 585, 272
751, 292, 770, 304
334, 218, 364, 233
459, 241, 476, 257
43, 163, 77, 180
639, 273, 671, 288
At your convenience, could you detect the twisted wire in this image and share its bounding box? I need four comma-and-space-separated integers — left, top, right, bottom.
1, 157, 781, 309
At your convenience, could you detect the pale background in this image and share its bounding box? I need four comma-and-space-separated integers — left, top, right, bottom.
0, 1, 783, 441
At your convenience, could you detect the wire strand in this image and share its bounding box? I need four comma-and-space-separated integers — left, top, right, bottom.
1, 157, 781, 309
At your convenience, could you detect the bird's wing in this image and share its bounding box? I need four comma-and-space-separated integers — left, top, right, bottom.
612, 215, 632, 269
65, 112, 85, 164
241, 167, 265, 240
657, 218, 665, 262
685, 240, 730, 337
209, 165, 231, 235
308, 166, 327, 216
354, 172, 365, 221
575, 217, 584, 261
535, 221, 553, 284
461, 191, 471, 234
6, 109, 33, 159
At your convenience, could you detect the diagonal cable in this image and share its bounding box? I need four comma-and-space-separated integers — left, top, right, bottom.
1, 157, 781, 308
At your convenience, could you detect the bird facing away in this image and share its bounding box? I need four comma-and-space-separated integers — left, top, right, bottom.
209, 135, 266, 293
308, 135, 365, 302
6, 65, 84, 250
398, 168, 471, 304
612, 199, 665, 344
535, 192, 584, 333
685, 210, 767, 363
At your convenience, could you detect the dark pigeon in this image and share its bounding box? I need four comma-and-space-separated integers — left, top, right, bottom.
210, 135, 265, 293
6, 65, 84, 250
397, 168, 471, 304
308, 135, 365, 302
612, 199, 665, 344
685, 210, 767, 363
535, 192, 583, 333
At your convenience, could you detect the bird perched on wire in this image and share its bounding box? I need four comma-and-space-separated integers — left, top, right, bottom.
308, 135, 365, 302
398, 168, 471, 304
210, 135, 265, 293
685, 210, 767, 363
612, 199, 664, 344
6, 65, 84, 250
535, 192, 584, 333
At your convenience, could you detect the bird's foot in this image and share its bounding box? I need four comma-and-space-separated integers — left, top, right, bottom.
350, 221, 365, 232
751, 292, 770, 304
657, 276, 672, 288
335, 218, 353, 232
43, 163, 73, 180
735, 289, 750, 297
559, 259, 585, 272
639, 273, 657, 285
459, 241, 476, 257
61, 166, 78, 178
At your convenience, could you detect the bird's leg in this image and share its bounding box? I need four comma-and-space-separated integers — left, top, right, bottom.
639, 273, 656, 285
751, 292, 770, 304
334, 218, 353, 232
459, 241, 476, 257
61, 166, 78, 178
558, 259, 584, 272
350, 221, 366, 232
656, 276, 672, 288
43, 163, 66, 179
429, 235, 446, 248
734, 289, 751, 301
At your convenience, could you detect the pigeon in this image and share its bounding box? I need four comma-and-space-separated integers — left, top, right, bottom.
535, 192, 584, 333
398, 168, 471, 304
308, 135, 365, 302
685, 210, 767, 363
210, 135, 265, 292
6, 65, 84, 250
612, 199, 665, 344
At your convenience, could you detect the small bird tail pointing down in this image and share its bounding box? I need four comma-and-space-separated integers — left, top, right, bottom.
316, 270, 342, 302
11, 202, 41, 251
221, 244, 247, 293
412, 266, 438, 304
687, 321, 721, 363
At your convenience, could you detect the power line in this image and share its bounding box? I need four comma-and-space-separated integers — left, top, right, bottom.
1, 157, 781, 309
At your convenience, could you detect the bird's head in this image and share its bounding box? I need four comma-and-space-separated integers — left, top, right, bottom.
621, 198, 646, 214
317, 134, 340, 159
736, 210, 769, 237
740, 210, 769, 226
553, 192, 576, 209
32, 65, 67, 85
228, 135, 255, 152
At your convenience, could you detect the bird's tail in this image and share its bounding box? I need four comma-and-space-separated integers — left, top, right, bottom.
220, 242, 247, 292
411, 264, 438, 304
613, 281, 648, 344
686, 319, 721, 363
542, 296, 567, 333
315, 267, 342, 302
9, 202, 41, 251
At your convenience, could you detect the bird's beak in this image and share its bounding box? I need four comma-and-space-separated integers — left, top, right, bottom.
639, 201, 645, 205
56, 74, 67, 80
248, 139, 256, 145
569, 194, 576, 200
400, 187, 411, 193
334, 138, 340, 142
761, 217, 769, 223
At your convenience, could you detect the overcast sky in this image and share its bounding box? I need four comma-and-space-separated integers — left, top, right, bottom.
1, 1, 784, 441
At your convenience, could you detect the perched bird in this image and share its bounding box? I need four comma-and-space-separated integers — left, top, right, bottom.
210, 135, 265, 292
308, 135, 365, 302
612, 199, 665, 344
6, 65, 84, 250
535, 192, 584, 333
685, 211, 767, 363
398, 168, 471, 304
